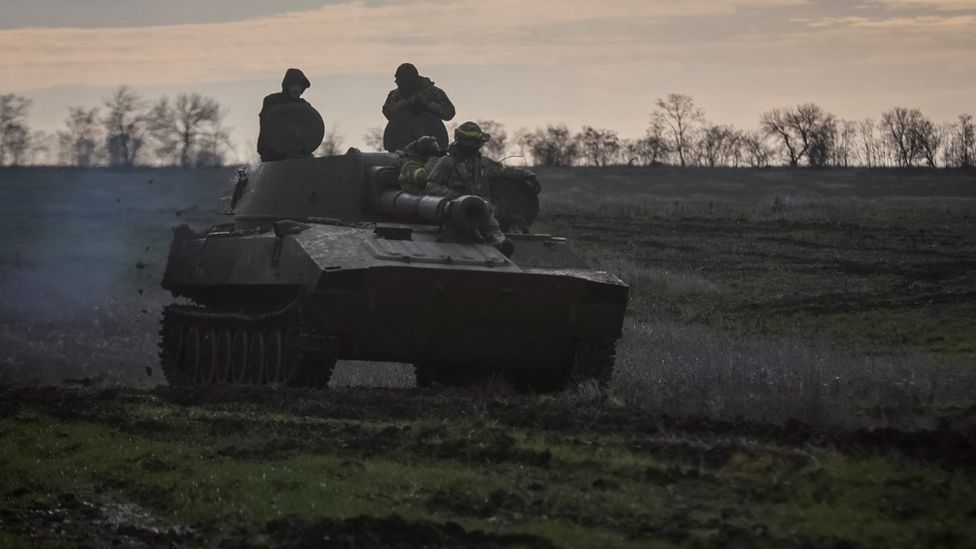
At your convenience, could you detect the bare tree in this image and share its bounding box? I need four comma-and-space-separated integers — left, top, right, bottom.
102, 86, 148, 167
741, 130, 771, 168
915, 117, 941, 168
831, 119, 858, 168
806, 113, 837, 168
518, 124, 579, 167
949, 114, 975, 169
362, 127, 384, 151
577, 126, 621, 166
316, 125, 345, 156
760, 103, 833, 167
57, 107, 102, 166
653, 93, 703, 167
195, 125, 233, 167
879, 107, 939, 168
858, 118, 880, 168
474, 119, 508, 159
624, 126, 669, 166
697, 124, 737, 167
0, 94, 33, 166
147, 93, 226, 167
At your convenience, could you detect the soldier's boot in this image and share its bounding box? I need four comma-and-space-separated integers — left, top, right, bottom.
495, 239, 514, 258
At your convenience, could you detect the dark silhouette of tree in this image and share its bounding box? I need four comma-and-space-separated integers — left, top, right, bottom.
624, 125, 669, 166
316, 125, 345, 156
474, 119, 508, 159
761, 103, 833, 167
577, 126, 621, 166
858, 118, 882, 167
102, 86, 148, 167
946, 114, 975, 169
806, 114, 837, 168
831, 120, 858, 168
879, 107, 938, 167
915, 117, 941, 168
362, 127, 384, 151
0, 94, 32, 166
697, 124, 737, 167
741, 131, 771, 168
194, 126, 233, 167
653, 93, 703, 167
57, 107, 102, 166
147, 93, 226, 167
518, 124, 579, 166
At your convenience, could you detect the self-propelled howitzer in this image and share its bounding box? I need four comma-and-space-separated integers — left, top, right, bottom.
159, 152, 628, 391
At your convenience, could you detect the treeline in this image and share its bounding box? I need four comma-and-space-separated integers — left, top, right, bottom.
0, 87, 233, 168
3, 88, 975, 169
368, 94, 975, 170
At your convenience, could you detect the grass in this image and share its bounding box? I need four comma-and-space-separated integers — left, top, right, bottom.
2, 387, 975, 547
1, 166, 976, 545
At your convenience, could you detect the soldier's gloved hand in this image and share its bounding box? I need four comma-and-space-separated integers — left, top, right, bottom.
526, 175, 541, 194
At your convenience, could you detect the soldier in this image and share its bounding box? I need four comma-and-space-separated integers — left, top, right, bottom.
424, 121, 541, 251
257, 68, 312, 162
396, 136, 445, 194
382, 63, 455, 152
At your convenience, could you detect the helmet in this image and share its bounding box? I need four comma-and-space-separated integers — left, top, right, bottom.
454, 121, 490, 146
413, 135, 443, 157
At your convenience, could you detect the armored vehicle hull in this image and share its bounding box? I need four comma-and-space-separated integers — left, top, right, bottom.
160, 153, 627, 391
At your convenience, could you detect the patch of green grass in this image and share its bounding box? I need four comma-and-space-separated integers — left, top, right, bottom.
0, 532, 32, 549
763, 457, 976, 546
5, 389, 976, 548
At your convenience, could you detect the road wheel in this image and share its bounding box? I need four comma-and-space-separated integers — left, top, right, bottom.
229, 329, 249, 384
247, 331, 266, 384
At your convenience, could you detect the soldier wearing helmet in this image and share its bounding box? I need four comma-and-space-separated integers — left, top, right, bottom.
426, 121, 540, 199
396, 136, 445, 194
424, 121, 541, 250
381, 63, 455, 152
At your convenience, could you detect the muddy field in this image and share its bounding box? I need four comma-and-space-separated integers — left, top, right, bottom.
1, 166, 976, 547
2, 385, 975, 548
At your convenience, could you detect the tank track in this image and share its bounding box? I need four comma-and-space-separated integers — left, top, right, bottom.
158, 302, 337, 387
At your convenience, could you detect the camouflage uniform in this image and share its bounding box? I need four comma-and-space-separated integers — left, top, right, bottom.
423, 122, 539, 250
382, 76, 456, 122
395, 136, 444, 194
425, 152, 536, 199
383, 63, 454, 120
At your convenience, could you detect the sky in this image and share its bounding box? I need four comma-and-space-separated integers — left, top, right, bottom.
1, 0, 974, 161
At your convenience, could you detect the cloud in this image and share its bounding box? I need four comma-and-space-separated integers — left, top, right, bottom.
874, 0, 976, 10
0, 0, 804, 91
806, 14, 976, 29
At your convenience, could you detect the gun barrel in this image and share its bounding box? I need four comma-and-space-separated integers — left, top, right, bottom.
376, 190, 491, 229
376, 189, 449, 222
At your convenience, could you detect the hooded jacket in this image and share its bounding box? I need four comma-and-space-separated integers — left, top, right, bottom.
258, 69, 312, 161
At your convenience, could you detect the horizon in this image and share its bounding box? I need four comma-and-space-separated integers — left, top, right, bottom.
1, 0, 974, 161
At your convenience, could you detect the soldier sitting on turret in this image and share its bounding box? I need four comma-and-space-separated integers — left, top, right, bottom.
258, 68, 313, 162
423, 121, 541, 252
396, 136, 446, 194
